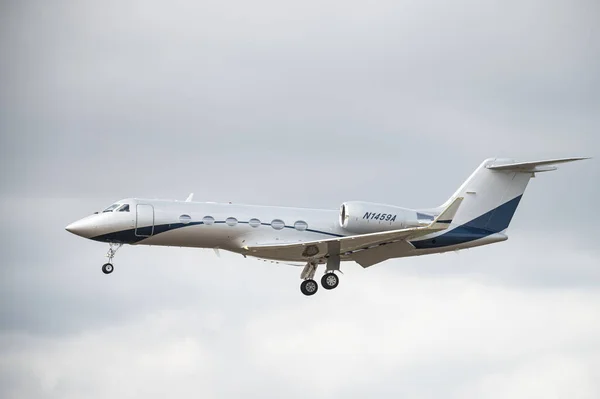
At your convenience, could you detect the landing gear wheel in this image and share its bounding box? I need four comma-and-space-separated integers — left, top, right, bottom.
102, 263, 114, 274
321, 273, 339, 290
300, 279, 318, 296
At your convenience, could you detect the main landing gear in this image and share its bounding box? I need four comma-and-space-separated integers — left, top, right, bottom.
300, 279, 319, 296
321, 272, 339, 290
102, 243, 122, 275
300, 254, 341, 296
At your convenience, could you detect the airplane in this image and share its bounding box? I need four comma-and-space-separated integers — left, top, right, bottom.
66, 157, 588, 296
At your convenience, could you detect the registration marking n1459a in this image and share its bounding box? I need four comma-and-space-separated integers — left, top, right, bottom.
363, 212, 397, 222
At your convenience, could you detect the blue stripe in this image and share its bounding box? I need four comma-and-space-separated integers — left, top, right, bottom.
411, 195, 523, 249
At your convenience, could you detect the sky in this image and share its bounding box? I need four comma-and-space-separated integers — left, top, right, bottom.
1, 0, 599, 397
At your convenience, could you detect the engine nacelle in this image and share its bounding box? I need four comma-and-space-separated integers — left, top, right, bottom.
339, 201, 431, 234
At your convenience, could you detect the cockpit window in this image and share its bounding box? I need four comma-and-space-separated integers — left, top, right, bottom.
117, 204, 130, 212
102, 204, 120, 213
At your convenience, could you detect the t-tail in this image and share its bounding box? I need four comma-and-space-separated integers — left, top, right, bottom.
413, 157, 589, 249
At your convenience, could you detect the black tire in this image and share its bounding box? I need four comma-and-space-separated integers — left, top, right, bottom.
300, 279, 318, 296
321, 273, 339, 290
102, 263, 114, 274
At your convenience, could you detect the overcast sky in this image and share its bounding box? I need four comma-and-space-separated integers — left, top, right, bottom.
1, 0, 599, 398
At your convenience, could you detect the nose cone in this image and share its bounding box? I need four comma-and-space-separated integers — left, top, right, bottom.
65, 218, 97, 238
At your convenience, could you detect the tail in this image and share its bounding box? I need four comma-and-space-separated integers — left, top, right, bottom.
438, 157, 589, 234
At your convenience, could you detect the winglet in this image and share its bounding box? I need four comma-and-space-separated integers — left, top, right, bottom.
430, 197, 463, 230
185, 193, 194, 202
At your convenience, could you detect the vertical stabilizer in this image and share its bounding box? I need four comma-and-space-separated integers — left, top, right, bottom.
439, 158, 529, 232
436, 157, 587, 234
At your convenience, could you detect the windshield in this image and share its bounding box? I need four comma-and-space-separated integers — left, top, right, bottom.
102, 204, 120, 213
117, 204, 130, 212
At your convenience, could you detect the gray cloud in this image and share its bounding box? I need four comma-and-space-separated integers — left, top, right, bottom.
1, 0, 599, 397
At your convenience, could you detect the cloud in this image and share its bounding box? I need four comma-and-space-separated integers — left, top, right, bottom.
1, 0, 598, 198
2, 270, 600, 398
460, 354, 598, 399
1, 0, 599, 397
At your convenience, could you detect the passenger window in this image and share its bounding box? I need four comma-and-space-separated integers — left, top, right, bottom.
294, 220, 308, 231
226, 217, 238, 226
203, 216, 215, 225
118, 204, 130, 212
249, 218, 261, 228
271, 219, 285, 230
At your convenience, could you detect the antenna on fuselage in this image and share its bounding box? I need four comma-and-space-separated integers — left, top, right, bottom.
185, 193, 194, 202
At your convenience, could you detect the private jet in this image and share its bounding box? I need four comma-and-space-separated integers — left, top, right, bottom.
66, 157, 587, 296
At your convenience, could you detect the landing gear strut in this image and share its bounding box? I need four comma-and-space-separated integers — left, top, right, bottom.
102, 243, 122, 275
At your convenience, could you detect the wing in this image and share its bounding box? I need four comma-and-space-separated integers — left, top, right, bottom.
242, 197, 463, 262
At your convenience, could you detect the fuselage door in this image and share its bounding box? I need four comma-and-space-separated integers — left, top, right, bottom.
135, 204, 154, 237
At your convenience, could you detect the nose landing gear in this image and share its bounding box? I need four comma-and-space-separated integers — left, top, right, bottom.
102, 243, 122, 275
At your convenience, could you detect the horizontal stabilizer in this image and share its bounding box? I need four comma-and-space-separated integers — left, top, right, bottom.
487, 157, 589, 173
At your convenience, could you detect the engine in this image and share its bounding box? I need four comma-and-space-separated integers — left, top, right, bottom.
339, 201, 431, 234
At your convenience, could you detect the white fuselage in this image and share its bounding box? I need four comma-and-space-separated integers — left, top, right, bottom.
66, 198, 507, 265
